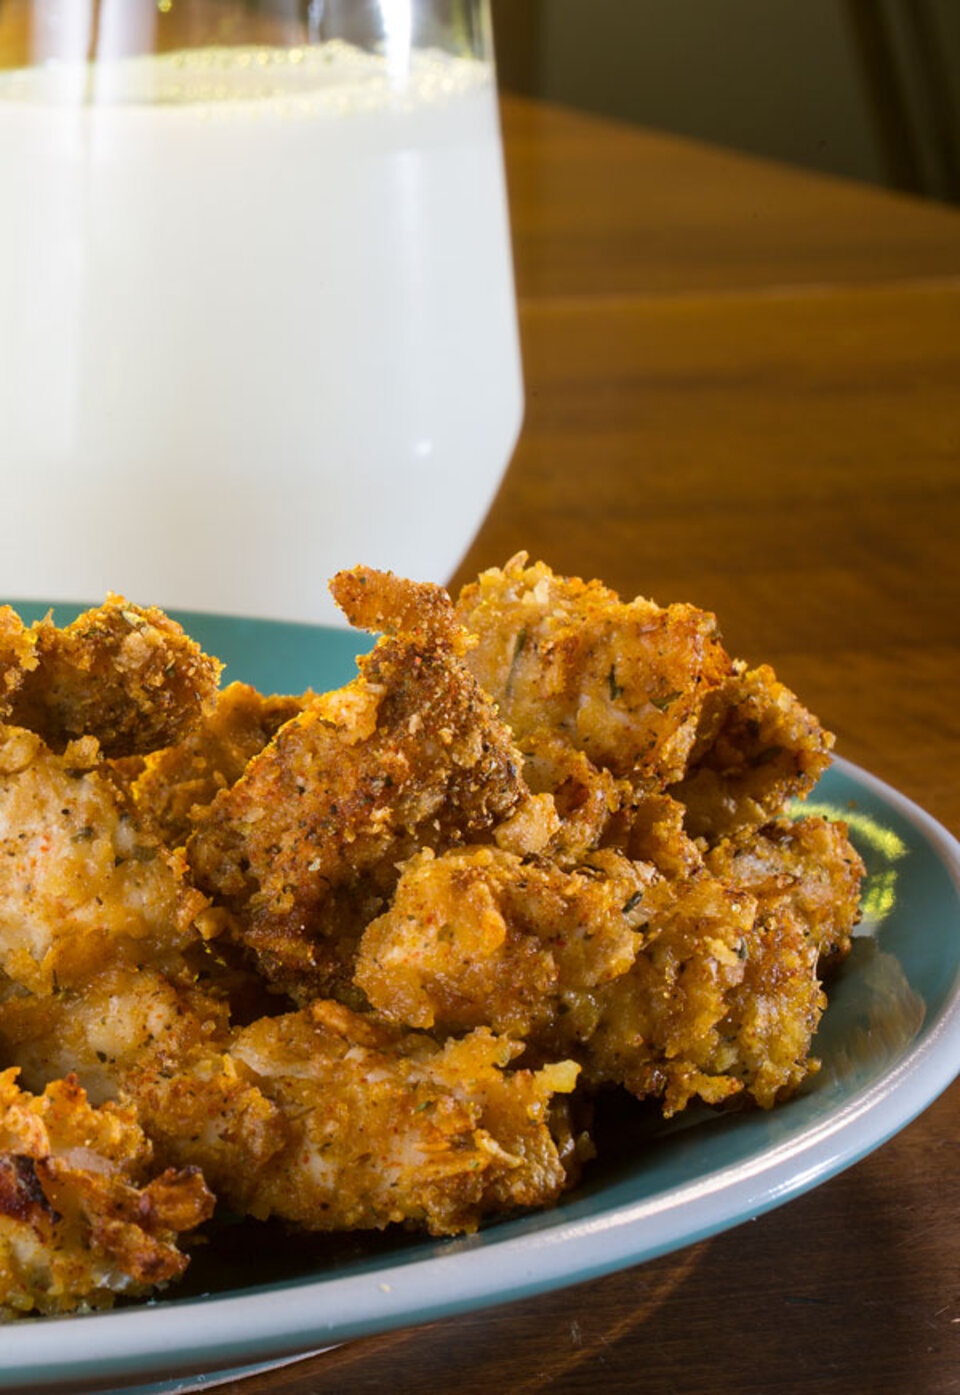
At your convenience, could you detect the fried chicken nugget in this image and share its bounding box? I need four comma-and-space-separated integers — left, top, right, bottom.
581, 816, 864, 1113
455, 554, 733, 788
7, 596, 221, 758
132, 682, 309, 848
514, 731, 703, 879
515, 732, 624, 865
359, 845, 753, 1113
0, 974, 580, 1238
357, 813, 863, 1116
678, 816, 864, 1108
669, 664, 834, 842
0, 725, 209, 996
456, 558, 834, 848
572, 872, 756, 1114
356, 846, 653, 1037
200, 1002, 578, 1234
188, 569, 527, 1001
0, 962, 293, 1227
0, 1069, 213, 1318
0, 963, 234, 1101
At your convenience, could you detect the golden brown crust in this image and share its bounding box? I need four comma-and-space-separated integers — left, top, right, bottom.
0, 561, 866, 1312
356, 845, 651, 1037
0, 970, 580, 1238
0, 725, 208, 996
188, 570, 526, 1001
456, 559, 834, 852
0, 1070, 213, 1318
213, 1003, 579, 1234
0, 608, 38, 714
579, 816, 864, 1112
455, 554, 734, 788
707, 815, 865, 971
669, 664, 834, 841
132, 682, 309, 847
332, 565, 461, 649
355, 814, 864, 1117
7, 595, 222, 758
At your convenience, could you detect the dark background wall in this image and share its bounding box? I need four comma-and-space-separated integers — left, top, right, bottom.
490, 0, 960, 203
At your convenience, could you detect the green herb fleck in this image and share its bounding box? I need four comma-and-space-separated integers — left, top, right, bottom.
608, 665, 625, 701
506, 628, 528, 695
650, 690, 682, 712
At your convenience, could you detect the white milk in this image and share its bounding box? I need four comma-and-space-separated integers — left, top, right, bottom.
0, 45, 523, 625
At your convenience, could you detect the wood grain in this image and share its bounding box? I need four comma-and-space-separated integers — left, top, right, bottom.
499, 96, 960, 300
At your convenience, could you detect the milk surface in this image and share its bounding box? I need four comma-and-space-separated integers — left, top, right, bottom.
0, 45, 523, 624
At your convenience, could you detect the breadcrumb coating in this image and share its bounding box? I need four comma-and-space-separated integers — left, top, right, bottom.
0, 725, 207, 996
132, 682, 309, 848
188, 569, 526, 1002
0, 1069, 213, 1318
0, 559, 865, 1317
355, 816, 863, 1117
356, 845, 652, 1037
455, 554, 733, 789
670, 664, 834, 841
456, 559, 834, 847
0, 608, 37, 711
6, 596, 221, 758
0, 971, 580, 1238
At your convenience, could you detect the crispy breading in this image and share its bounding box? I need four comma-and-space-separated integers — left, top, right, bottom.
208, 1003, 578, 1234
0, 965, 233, 1103
707, 815, 864, 967
0, 962, 292, 1212
357, 814, 863, 1117
516, 731, 703, 878
456, 559, 833, 851
132, 682, 309, 847
552, 872, 756, 1114
358, 844, 753, 1114
0, 974, 579, 1238
0, 1069, 213, 1318
0, 608, 37, 712
579, 816, 864, 1113
356, 846, 652, 1037
332, 565, 461, 649
674, 817, 865, 1108
0, 726, 208, 996
0, 565, 866, 1313
604, 789, 705, 880
669, 664, 834, 841
188, 569, 527, 1002
455, 554, 733, 789
7, 595, 221, 758
516, 732, 623, 864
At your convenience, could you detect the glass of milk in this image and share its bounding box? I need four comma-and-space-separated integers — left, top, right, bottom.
0, 0, 522, 625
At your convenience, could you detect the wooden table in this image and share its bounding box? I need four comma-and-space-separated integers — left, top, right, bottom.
207, 98, 960, 1395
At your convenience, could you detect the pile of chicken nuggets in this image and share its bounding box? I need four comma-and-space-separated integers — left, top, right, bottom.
0, 556, 864, 1316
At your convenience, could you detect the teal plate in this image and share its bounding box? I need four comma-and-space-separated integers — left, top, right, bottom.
1, 608, 959, 1393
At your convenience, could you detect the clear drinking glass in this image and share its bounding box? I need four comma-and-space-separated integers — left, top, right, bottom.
0, 0, 523, 625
